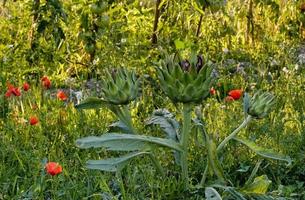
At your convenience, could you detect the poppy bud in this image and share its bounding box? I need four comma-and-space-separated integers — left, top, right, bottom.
23, 82, 30, 91
45, 162, 62, 176
29, 116, 39, 125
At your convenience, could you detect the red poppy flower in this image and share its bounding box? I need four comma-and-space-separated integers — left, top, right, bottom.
23, 82, 30, 91
57, 90, 68, 101
12, 87, 21, 96
210, 87, 216, 95
6, 83, 21, 97
5, 90, 12, 98
29, 116, 39, 125
41, 76, 51, 89
225, 96, 234, 102
228, 89, 243, 100
45, 162, 62, 176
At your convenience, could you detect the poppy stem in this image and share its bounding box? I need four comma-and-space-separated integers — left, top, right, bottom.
217, 115, 252, 152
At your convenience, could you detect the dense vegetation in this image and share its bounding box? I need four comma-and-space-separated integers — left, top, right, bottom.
0, 0, 305, 199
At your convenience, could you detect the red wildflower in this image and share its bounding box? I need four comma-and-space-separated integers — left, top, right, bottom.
23, 82, 30, 91
57, 90, 68, 101
45, 162, 62, 176
225, 96, 234, 102
228, 89, 243, 100
5, 90, 12, 97
210, 87, 216, 95
41, 76, 51, 89
29, 116, 39, 125
6, 83, 21, 97
12, 87, 21, 96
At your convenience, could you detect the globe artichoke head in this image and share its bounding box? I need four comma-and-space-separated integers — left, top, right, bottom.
156, 53, 215, 104
247, 91, 276, 119
101, 68, 141, 105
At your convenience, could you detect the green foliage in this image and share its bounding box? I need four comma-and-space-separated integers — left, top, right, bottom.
0, 0, 305, 199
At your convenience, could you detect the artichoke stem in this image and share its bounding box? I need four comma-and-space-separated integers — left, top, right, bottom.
180, 103, 193, 189
217, 115, 252, 152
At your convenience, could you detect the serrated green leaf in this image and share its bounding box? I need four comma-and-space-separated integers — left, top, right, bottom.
234, 137, 292, 165
86, 151, 150, 172
75, 97, 107, 110
76, 133, 182, 152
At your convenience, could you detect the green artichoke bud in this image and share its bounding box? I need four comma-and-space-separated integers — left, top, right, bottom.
101, 68, 141, 105
247, 91, 276, 119
156, 53, 215, 103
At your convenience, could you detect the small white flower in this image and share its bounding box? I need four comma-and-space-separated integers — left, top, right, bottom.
282, 67, 289, 74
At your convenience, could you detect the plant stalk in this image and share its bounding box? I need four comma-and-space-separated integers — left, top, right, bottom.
217, 115, 252, 152
180, 103, 193, 189
152, 0, 161, 44
149, 154, 165, 177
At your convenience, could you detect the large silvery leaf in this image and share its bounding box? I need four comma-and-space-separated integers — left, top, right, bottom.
233, 137, 292, 165
242, 175, 271, 195
205, 187, 222, 200
109, 120, 133, 134
76, 133, 182, 152
86, 151, 150, 172
146, 109, 181, 165
75, 97, 106, 110
146, 109, 179, 141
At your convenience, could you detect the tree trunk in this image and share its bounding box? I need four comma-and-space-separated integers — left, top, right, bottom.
152, 0, 161, 45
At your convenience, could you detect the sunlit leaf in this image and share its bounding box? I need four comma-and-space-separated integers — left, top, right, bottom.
242, 175, 271, 195
174, 39, 185, 50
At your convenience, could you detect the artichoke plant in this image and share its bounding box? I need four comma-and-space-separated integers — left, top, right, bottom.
156, 53, 215, 104
100, 68, 141, 105
247, 91, 276, 119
